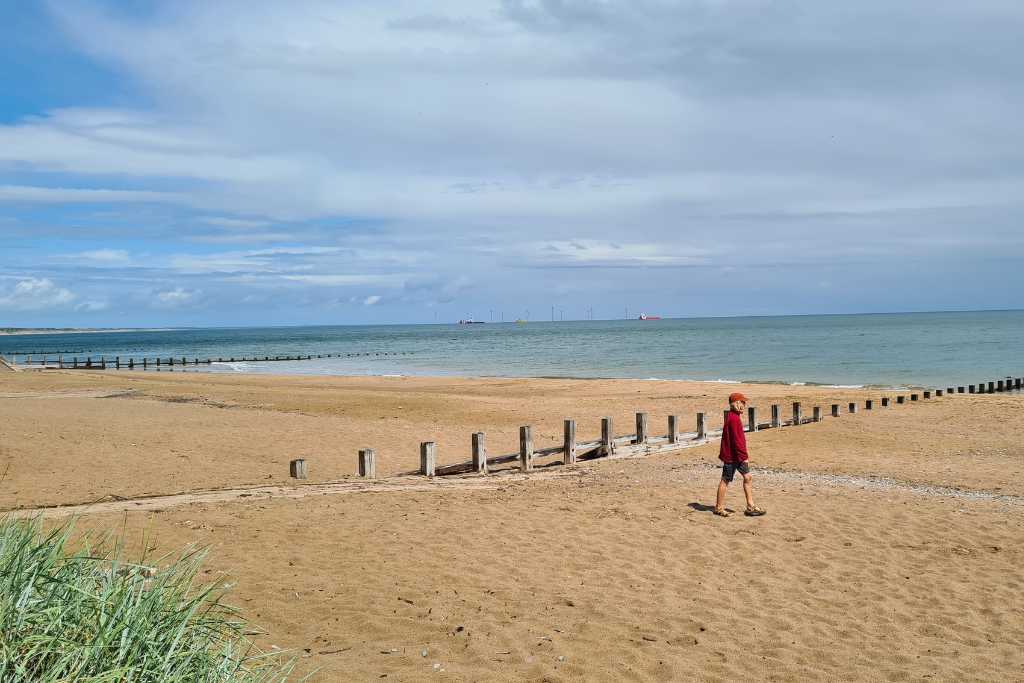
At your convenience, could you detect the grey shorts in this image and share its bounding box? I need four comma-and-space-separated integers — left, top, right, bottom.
721, 461, 750, 483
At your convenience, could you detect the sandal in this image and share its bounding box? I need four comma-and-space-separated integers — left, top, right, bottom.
744, 506, 767, 517
713, 508, 731, 517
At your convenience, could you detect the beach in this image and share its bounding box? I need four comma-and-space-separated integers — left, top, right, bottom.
2, 369, 1023, 680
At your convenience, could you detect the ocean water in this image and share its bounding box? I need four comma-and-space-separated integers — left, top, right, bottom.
2, 311, 1023, 388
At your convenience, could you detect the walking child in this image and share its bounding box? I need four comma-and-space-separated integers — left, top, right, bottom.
714, 392, 766, 517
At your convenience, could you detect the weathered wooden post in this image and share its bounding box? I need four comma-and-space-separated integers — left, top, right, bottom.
696, 412, 706, 440
128, 358, 134, 370
358, 448, 376, 478
472, 432, 488, 473
635, 412, 648, 444
601, 417, 614, 456
289, 458, 307, 479
881, 397, 890, 407
946, 387, 954, 394
935, 389, 943, 397
143, 357, 148, 369
58, 354, 63, 368
100, 357, 106, 370
115, 356, 120, 369
957, 386, 965, 393
1017, 378, 1023, 390
969, 385, 976, 394
792, 402, 802, 426
73, 357, 79, 369
831, 404, 840, 417
865, 399, 874, 410
420, 442, 437, 477
519, 426, 534, 472
988, 381, 995, 393
997, 380, 1005, 392
770, 404, 780, 428
747, 406, 758, 432
923, 390, 931, 399
897, 395, 905, 404
563, 420, 577, 464
812, 406, 822, 422
667, 415, 679, 444
910, 393, 919, 401
848, 402, 857, 414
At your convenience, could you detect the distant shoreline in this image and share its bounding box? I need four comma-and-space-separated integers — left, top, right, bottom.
0, 328, 176, 336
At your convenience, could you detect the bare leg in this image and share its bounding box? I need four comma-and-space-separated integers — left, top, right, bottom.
742, 472, 754, 509
715, 479, 728, 511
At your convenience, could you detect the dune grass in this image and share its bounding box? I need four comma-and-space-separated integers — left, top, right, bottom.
0, 517, 297, 682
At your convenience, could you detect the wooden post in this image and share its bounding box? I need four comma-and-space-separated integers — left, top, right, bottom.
969, 385, 976, 393
997, 380, 1005, 392
910, 393, 918, 401
1017, 378, 1023, 390
935, 389, 942, 397
831, 404, 840, 417
881, 397, 889, 407
58, 354, 63, 368
770, 404, 780, 428
73, 357, 79, 369
563, 420, 577, 464
747, 406, 758, 432
792, 402, 802, 426
358, 448, 376, 478
897, 395, 905, 404
866, 399, 874, 410
988, 381, 995, 393
519, 426, 534, 472
419, 442, 436, 477
472, 432, 488, 472
813, 406, 822, 422
958, 386, 965, 393
946, 387, 954, 394
115, 356, 120, 369
696, 413, 706, 440
601, 417, 614, 456
129, 358, 134, 369
289, 459, 307, 480
923, 390, 931, 399
635, 412, 648, 444
667, 415, 678, 444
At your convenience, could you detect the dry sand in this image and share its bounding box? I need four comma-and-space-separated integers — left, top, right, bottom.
2, 369, 1023, 681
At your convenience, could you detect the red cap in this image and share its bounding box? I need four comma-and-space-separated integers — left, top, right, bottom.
728, 392, 749, 404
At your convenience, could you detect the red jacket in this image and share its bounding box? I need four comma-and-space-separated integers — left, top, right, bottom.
719, 409, 748, 463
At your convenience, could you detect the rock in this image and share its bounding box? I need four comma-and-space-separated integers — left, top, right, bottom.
421, 649, 428, 658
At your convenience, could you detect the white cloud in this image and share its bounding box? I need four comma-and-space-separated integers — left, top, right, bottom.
71, 249, 131, 264
154, 287, 200, 308
363, 295, 382, 305
0, 278, 77, 311
0, 184, 182, 204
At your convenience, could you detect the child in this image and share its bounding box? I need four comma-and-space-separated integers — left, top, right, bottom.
714, 392, 766, 517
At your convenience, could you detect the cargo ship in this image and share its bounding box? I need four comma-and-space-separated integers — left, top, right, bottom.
638, 313, 661, 320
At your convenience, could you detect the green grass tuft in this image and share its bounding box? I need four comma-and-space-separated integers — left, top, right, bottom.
0, 517, 297, 682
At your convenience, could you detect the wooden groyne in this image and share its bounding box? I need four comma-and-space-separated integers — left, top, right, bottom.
292, 375, 1023, 481
3, 350, 413, 370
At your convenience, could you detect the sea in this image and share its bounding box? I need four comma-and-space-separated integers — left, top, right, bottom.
2, 310, 1022, 389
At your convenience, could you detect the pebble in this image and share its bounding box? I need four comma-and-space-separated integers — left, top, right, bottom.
421, 649, 428, 658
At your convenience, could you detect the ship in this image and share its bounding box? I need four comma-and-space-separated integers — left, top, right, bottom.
638, 313, 661, 320
458, 319, 485, 324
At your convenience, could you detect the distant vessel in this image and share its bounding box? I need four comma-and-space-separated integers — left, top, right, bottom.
638, 313, 661, 320
458, 319, 485, 325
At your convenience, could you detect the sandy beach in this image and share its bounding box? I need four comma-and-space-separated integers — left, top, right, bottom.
2, 369, 1023, 680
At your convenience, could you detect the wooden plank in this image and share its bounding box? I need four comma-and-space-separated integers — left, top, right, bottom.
563, 420, 577, 465
770, 404, 780, 428
601, 417, 614, 456
472, 432, 487, 473
697, 412, 706, 439
635, 412, 648, 444
667, 415, 678, 444
289, 459, 307, 480
358, 449, 376, 478
519, 426, 534, 472
420, 442, 437, 477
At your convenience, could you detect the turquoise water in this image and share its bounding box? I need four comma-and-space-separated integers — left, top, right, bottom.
2, 311, 1023, 388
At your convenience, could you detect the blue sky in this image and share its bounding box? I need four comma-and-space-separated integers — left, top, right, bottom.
2, 1, 1023, 327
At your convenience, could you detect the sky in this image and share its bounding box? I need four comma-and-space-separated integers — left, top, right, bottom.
1, 1, 1023, 327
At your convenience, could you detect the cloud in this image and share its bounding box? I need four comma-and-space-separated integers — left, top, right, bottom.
0, 185, 183, 203
154, 287, 200, 308
70, 249, 131, 264
0, 278, 77, 311
363, 295, 381, 306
